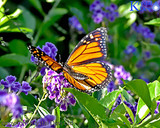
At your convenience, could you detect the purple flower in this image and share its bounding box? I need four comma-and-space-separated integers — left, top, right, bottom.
0, 75, 32, 95
68, 16, 84, 33
107, 81, 115, 92
139, 75, 149, 83
43, 70, 76, 111
131, 23, 156, 43
155, 101, 160, 114
90, 1, 119, 23
114, 65, 132, 85
124, 45, 136, 55
112, 94, 121, 112
36, 115, 56, 128
0, 90, 23, 118
21, 81, 32, 95
144, 51, 151, 59
0, 75, 17, 89
30, 42, 58, 76
124, 101, 137, 123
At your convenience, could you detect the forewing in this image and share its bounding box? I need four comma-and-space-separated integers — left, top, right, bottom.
67, 27, 108, 66
28, 45, 63, 73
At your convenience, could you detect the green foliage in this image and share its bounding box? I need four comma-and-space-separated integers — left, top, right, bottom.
1, 0, 160, 127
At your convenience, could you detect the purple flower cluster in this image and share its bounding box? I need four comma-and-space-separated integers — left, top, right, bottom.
43, 70, 76, 111
124, 45, 137, 55
34, 115, 56, 128
139, 0, 160, 13
107, 81, 115, 92
124, 101, 137, 123
0, 90, 23, 118
6, 115, 56, 128
90, 0, 119, 23
114, 65, 131, 85
131, 23, 156, 43
31, 42, 58, 76
0, 75, 32, 95
68, 16, 84, 33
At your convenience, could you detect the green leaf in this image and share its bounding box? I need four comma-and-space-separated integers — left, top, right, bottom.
18, 6, 36, 32
125, 79, 152, 111
20, 93, 38, 107
146, 118, 160, 127
70, 7, 88, 33
38, 106, 50, 118
28, 0, 45, 16
0, 26, 33, 33
144, 18, 160, 26
0, 54, 31, 67
0, 67, 9, 79
136, 80, 160, 124
123, 102, 134, 123
78, 101, 97, 128
36, 8, 67, 42
9, 39, 28, 56
53, 107, 60, 127
0, 0, 7, 8
99, 90, 121, 110
64, 88, 106, 125
121, 88, 135, 105
148, 80, 160, 100
0, 9, 22, 26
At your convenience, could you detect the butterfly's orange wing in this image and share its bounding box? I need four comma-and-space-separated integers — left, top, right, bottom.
28, 45, 63, 73
64, 27, 112, 93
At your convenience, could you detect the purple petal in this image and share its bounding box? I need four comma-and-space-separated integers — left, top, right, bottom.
6, 75, 16, 84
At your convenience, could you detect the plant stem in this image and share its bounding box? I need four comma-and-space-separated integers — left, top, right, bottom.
27, 90, 47, 126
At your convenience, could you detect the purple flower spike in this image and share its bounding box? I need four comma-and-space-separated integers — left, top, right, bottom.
43, 69, 76, 111
21, 81, 32, 95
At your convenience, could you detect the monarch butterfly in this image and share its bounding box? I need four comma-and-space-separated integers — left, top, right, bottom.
28, 27, 112, 93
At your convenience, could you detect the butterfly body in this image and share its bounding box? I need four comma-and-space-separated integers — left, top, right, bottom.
28, 27, 112, 93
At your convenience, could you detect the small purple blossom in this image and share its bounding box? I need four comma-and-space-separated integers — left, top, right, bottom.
21, 81, 32, 95
69, 16, 84, 33
124, 45, 136, 55
43, 70, 76, 111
